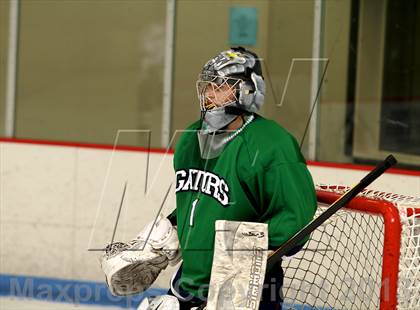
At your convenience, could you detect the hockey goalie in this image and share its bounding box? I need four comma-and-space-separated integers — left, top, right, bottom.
100, 47, 317, 310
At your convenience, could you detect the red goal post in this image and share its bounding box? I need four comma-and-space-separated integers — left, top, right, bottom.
281, 185, 420, 310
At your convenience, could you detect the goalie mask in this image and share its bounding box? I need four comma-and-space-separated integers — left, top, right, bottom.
197, 47, 265, 133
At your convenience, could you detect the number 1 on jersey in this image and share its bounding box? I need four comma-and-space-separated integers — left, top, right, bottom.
189, 198, 199, 226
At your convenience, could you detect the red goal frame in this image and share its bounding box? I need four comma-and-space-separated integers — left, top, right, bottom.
317, 187, 420, 310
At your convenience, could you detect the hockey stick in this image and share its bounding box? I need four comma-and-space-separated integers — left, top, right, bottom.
266, 154, 397, 270
195, 155, 396, 309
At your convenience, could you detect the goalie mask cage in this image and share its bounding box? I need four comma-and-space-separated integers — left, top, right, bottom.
282, 185, 420, 310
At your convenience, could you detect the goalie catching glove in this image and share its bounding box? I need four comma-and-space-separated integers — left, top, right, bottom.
100, 215, 181, 296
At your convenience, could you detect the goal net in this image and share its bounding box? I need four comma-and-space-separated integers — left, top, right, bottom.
282, 185, 420, 310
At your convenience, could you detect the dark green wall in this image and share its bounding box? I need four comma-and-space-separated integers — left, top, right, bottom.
14, 0, 166, 147
264, 0, 314, 153
171, 0, 270, 141
0, 0, 9, 136
1, 0, 352, 158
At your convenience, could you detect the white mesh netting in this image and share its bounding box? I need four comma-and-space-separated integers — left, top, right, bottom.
281, 185, 420, 310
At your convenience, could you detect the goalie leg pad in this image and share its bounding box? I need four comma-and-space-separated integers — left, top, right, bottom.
137, 295, 180, 310
206, 220, 268, 310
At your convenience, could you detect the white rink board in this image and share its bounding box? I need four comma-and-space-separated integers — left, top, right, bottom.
0, 141, 419, 287
0, 142, 178, 288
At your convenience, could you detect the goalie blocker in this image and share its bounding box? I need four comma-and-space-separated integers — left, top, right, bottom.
137, 220, 274, 310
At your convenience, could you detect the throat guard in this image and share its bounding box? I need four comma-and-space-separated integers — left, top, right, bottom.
197, 114, 255, 159
197, 130, 231, 159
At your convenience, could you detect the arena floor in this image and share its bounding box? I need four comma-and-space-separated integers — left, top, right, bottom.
0, 297, 123, 310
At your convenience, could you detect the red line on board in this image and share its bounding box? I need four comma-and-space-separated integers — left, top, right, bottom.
307, 160, 420, 177
0, 137, 174, 154
1, 137, 419, 176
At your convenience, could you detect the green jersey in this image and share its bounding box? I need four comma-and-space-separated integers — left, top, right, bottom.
173, 114, 317, 298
